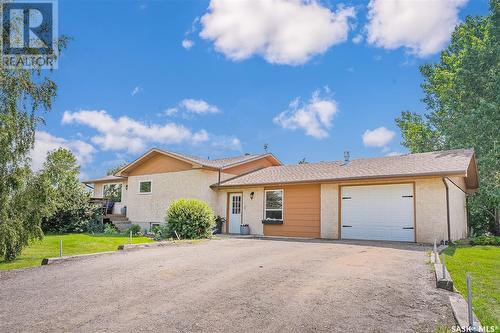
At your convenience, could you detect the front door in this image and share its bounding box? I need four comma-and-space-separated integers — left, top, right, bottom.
229, 193, 242, 234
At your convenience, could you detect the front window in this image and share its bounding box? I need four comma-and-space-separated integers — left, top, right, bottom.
139, 181, 152, 194
103, 184, 122, 202
265, 189, 283, 220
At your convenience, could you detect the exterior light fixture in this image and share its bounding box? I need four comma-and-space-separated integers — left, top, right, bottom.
250, 192, 255, 200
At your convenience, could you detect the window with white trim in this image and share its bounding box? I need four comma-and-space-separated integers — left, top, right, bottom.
139, 181, 152, 194
264, 189, 283, 220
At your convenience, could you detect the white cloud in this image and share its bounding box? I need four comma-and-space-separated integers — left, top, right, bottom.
273, 89, 338, 139
352, 34, 363, 44
182, 39, 194, 49
366, 0, 467, 57
200, 0, 356, 65
131, 86, 142, 96
164, 107, 178, 116
362, 127, 395, 147
179, 99, 220, 114
31, 131, 96, 171
62, 110, 240, 153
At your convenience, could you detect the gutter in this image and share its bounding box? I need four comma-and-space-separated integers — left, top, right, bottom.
442, 178, 451, 243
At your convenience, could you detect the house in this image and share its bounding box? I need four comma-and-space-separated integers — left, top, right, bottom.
83, 148, 478, 244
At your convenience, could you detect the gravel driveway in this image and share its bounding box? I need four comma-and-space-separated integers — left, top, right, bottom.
0, 238, 454, 332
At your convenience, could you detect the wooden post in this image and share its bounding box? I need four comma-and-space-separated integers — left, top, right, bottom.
129, 230, 132, 245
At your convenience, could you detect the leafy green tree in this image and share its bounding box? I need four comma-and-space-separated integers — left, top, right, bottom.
106, 162, 128, 176
40, 148, 101, 233
395, 0, 499, 234
0, 7, 69, 260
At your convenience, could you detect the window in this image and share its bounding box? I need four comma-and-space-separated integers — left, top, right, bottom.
265, 189, 283, 220
231, 195, 241, 215
139, 181, 152, 194
103, 184, 122, 202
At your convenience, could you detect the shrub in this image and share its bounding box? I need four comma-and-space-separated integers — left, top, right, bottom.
150, 224, 169, 241
126, 224, 141, 236
104, 223, 118, 235
166, 199, 215, 239
470, 235, 500, 246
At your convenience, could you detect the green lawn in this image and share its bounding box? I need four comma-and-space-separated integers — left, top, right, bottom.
0, 233, 153, 271
443, 245, 500, 327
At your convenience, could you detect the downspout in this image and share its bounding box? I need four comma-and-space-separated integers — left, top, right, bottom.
442, 178, 451, 244
218, 168, 221, 187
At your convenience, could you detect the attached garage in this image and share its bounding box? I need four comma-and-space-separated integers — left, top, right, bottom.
340, 184, 415, 242
216, 149, 478, 244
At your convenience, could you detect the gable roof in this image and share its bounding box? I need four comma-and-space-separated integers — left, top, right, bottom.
114, 148, 281, 176
215, 149, 478, 189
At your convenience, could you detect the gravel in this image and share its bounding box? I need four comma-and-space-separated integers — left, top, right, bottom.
0, 238, 454, 332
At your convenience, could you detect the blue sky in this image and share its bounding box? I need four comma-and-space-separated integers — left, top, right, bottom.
33, 0, 490, 179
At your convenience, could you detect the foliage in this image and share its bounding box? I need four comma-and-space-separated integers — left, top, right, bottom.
165, 199, 216, 239
126, 224, 141, 236
103, 183, 122, 203
0, 12, 69, 261
215, 215, 226, 234
443, 245, 500, 326
104, 224, 119, 235
470, 235, 500, 246
150, 224, 170, 241
0, 234, 153, 270
395, 1, 500, 234
106, 162, 128, 176
40, 148, 102, 233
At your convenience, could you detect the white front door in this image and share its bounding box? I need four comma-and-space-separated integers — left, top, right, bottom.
229, 193, 242, 234
341, 184, 415, 242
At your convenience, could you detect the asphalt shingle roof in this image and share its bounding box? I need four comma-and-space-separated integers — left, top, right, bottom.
217, 149, 475, 187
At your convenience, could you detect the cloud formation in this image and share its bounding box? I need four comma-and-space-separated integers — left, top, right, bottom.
31, 131, 96, 171
366, 0, 467, 57
62, 110, 240, 153
200, 0, 355, 65
274, 89, 338, 139
362, 127, 395, 147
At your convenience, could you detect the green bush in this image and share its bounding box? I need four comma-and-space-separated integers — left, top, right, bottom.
126, 224, 141, 236
151, 224, 169, 241
104, 223, 118, 235
166, 199, 215, 239
470, 235, 500, 246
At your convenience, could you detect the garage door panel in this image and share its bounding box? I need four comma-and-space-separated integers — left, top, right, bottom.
341, 184, 414, 242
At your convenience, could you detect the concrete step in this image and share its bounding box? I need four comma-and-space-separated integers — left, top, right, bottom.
106, 214, 129, 222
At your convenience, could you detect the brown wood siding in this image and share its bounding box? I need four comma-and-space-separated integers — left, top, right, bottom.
127, 153, 193, 176
264, 184, 321, 237
224, 157, 275, 175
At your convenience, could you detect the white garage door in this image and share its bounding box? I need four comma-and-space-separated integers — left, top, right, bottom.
341, 184, 415, 242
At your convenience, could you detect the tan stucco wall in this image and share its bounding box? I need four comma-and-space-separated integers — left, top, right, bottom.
92, 181, 127, 215
415, 179, 447, 243
447, 177, 468, 240
126, 169, 224, 229
320, 183, 339, 239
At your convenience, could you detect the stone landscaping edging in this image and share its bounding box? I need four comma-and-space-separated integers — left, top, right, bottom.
430, 244, 483, 330
41, 251, 116, 265
118, 241, 173, 250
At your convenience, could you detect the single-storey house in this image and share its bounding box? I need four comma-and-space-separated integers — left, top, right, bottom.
84, 148, 478, 244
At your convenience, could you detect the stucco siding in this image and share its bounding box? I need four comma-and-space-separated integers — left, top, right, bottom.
126, 169, 221, 229
320, 184, 339, 239
415, 179, 447, 243
447, 177, 468, 240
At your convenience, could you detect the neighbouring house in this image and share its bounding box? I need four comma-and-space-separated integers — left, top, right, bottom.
83, 148, 478, 244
